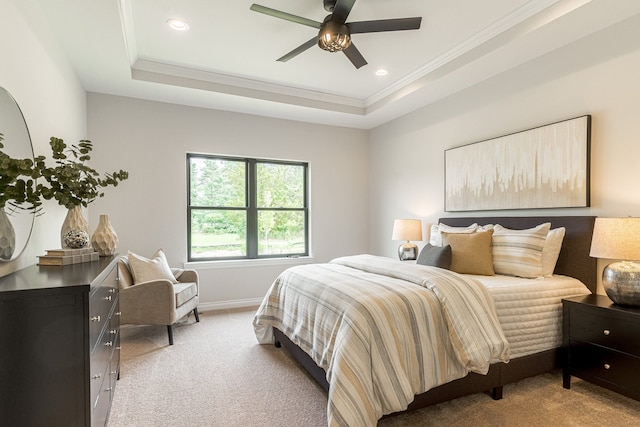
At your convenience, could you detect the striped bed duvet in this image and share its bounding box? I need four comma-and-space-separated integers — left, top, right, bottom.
253, 255, 511, 427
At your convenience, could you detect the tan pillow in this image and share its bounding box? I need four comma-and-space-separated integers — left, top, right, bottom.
127, 249, 178, 284
442, 230, 495, 276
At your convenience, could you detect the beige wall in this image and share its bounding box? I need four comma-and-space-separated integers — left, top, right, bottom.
86, 94, 369, 309
5, 0, 640, 304
0, 0, 85, 276
368, 15, 640, 295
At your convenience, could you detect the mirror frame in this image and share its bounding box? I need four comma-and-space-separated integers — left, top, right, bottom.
0, 86, 35, 261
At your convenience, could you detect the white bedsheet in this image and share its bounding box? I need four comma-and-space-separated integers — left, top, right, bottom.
469, 274, 591, 358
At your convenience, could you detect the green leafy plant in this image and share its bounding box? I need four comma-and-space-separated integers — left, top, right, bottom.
0, 132, 44, 213
37, 137, 129, 209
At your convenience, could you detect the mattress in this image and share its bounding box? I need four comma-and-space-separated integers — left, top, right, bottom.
469, 274, 591, 358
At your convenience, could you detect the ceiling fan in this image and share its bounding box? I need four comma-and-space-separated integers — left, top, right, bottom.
250, 0, 422, 69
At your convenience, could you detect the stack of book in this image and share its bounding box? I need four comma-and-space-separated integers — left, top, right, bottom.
38, 247, 100, 266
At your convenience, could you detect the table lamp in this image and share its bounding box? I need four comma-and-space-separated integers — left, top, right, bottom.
589, 217, 640, 306
392, 219, 422, 261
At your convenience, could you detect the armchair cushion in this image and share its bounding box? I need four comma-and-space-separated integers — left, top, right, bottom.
128, 249, 178, 285
174, 282, 198, 307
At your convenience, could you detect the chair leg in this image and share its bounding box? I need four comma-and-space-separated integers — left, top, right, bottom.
193, 307, 200, 323
167, 325, 174, 345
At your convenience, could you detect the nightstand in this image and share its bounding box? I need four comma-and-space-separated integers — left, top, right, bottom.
562, 294, 640, 401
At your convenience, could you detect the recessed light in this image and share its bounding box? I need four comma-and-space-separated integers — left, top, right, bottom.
167, 19, 190, 32
375, 69, 388, 76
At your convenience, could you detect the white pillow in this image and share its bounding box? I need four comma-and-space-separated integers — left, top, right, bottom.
127, 249, 178, 284
492, 223, 551, 278
542, 227, 566, 277
430, 223, 478, 246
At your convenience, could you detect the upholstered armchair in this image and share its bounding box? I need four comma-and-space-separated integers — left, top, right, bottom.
117, 253, 200, 345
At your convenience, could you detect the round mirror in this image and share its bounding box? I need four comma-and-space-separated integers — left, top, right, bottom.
0, 87, 35, 261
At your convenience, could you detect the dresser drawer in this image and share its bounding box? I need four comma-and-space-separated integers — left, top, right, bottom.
570, 342, 640, 396
569, 304, 640, 356
91, 362, 112, 427
89, 267, 118, 350
90, 303, 119, 403
90, 333, 114, 408
107, 295, 120, 347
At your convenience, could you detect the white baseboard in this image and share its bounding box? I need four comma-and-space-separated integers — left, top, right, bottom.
198, 298, 263, 312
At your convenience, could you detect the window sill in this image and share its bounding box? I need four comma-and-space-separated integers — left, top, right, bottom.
183, 256, 315, 270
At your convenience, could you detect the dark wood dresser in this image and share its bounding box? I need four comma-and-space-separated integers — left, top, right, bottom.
563, 294, 640, 401
0, 256, 120, 426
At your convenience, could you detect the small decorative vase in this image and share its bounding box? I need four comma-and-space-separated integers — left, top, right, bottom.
0, 208, 16, 260
61, 205, 90, 248
91, 214, 119, 256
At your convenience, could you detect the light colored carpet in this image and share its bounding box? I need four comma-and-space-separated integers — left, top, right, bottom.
109, 308, 640, 427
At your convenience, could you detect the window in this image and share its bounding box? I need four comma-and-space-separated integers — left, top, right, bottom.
187, 154, 309, 261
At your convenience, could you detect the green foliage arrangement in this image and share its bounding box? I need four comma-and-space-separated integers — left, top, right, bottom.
0, 132, 44, 213
37, 137, 129, 209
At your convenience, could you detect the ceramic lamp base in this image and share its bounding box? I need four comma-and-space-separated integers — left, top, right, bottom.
398, 242, 418, 261
602, 261, 640, 306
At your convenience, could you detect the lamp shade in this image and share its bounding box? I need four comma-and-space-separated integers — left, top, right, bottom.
590, 217, 640, 260
392, 219, 423, 242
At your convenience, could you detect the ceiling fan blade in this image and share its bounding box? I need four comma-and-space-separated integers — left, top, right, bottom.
277, 37, 318, 62
348, 17, 422, 34
343, 43, 367, 69
250, 4, 322, 29
331, 0, 356, 24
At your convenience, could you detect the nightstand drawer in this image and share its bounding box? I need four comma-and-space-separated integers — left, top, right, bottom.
571, 342, 640, 395
570, 304, 640, 356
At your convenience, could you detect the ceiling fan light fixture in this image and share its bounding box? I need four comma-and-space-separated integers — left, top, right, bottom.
318, 21, 351, 52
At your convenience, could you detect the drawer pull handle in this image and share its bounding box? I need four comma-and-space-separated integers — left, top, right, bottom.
92, 373, 102, 380
105, 341, 113, 347
116, 346, 121, 350
603, 329, 611, 336
115, 312, 122, 316
109, 289, 116, 294
604, 363, 611, 370
110, 329, 117, 335
105, 296, 112, 301
91, 315, 101, 322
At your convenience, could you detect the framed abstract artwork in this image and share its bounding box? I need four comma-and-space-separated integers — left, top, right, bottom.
445, 115, 591, 212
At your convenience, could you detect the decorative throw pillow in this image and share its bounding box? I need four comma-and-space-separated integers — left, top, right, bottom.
542, 227, 566, 277
127, 249, 178, 284
441, 230, 495, 275
492, 223, 551, 278
430, 223, 478, 246
416, 244, 452, 269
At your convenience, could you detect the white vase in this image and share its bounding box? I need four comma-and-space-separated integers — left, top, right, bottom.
91, 214, 119, 256
60, 205, 90, 248
0, 208, 16, 260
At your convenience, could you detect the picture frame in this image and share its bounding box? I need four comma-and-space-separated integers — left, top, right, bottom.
445, 115, 591, 212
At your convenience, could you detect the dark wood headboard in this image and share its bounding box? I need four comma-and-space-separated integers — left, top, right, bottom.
438, 216, 597, 294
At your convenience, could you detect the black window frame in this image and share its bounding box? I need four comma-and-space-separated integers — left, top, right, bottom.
187, 153, 309, 261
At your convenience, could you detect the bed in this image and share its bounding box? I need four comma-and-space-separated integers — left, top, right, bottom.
253, 216, 597, 426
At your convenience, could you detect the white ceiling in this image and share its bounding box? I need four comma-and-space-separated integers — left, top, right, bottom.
32, 0, 640, 129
